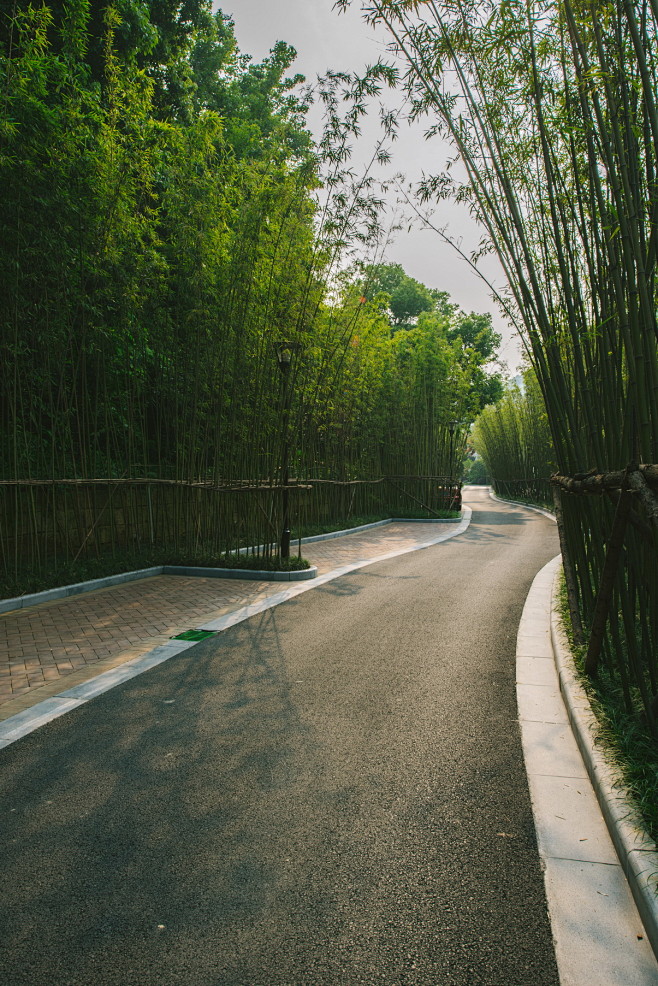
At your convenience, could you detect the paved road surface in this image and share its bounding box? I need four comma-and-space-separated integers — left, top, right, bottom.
0, 490, 560, 985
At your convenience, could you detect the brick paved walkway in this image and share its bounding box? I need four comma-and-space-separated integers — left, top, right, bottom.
0, 520, 459, 721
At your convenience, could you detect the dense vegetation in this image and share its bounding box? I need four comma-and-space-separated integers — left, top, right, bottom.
0, 0, 501, 591
472, 368, 554, 507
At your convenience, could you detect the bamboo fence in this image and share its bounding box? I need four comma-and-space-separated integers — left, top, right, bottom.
550, 466, 658, 727
0, 475, 462, 587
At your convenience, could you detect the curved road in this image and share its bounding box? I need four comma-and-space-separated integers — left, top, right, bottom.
0, 490, 560, 985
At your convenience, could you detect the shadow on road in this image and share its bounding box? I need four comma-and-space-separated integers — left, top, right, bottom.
468, 509, 533, 527
0, 607, 327, 984
314, 568, 421, 599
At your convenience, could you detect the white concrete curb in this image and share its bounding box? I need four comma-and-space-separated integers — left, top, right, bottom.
0, 567, 164, 615
518, 552, 658, 984
550, 569, 658, 959
161, 564, 318, 582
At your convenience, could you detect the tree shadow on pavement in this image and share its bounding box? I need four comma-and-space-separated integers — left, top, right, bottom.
469, 509, 533, 526
314, 568, 421, 599
0, 606, 345, 986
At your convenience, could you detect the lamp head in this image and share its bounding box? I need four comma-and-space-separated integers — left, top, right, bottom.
276, 341, 300, 371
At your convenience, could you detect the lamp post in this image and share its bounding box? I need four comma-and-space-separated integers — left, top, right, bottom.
276, 341, 298, 560
448, 419, 458, 480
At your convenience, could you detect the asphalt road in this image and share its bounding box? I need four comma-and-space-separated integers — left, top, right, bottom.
0, 490, 561, 986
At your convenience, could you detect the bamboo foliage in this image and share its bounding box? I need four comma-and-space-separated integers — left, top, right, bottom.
473, 368, 554, 504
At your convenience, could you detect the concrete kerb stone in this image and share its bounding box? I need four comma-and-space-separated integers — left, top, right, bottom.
236, 517, 458, 553
283, 519, 392, 545
549, 564, 658, 960
162, 564, 318, 582
0, 641, 198, 745
506, 491, 658, 957
388, 516, 458, 524
0, 696, 87, 743
0, 567, 164, 615
0, 563, 317, 618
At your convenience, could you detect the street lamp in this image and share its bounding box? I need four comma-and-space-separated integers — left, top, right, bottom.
276, 341, 297, 372
276, 341, 300, 560
448, 419, 458, 479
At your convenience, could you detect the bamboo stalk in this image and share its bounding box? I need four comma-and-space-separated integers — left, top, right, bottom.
585, 487, 632, 676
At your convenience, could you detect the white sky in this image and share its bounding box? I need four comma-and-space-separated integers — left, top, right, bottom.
218, 0, 523, 372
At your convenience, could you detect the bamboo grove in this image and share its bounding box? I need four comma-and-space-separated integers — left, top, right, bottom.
0, 1, 501, 594
343, 0, 658, 731
472, 368, 554, 508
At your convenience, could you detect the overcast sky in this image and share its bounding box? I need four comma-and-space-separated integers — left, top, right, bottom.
218, 0, 522, 372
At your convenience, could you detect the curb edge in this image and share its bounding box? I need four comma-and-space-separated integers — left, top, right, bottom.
549, 564, 658, 960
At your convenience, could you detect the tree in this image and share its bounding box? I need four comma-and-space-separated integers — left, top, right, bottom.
191, 11, 312, 162
447, 312, 500, 367
363, 263, 447, 329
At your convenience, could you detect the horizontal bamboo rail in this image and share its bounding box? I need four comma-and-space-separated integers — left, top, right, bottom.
551, 465, 658, 494
0, 476, 461, 490
303, 478, 385, 486
305, 476, 460, 486
0, 478, 312, 493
